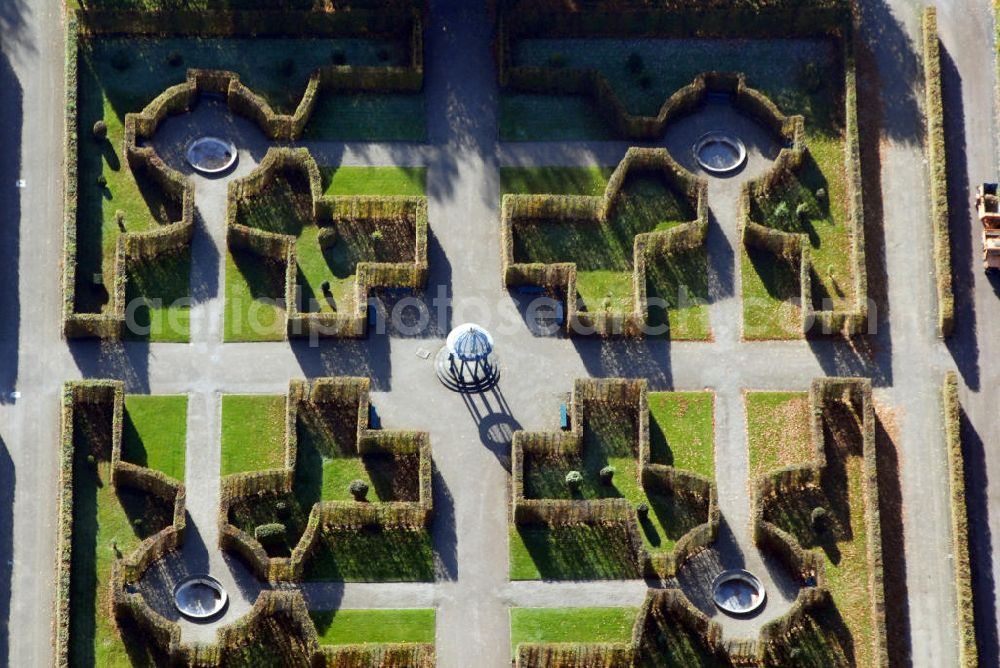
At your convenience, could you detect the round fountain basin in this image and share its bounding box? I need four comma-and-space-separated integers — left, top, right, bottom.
712, 569, 766, 616
186, 136, 238, 174
693, 132, 747, 174
174, 575, 228, 620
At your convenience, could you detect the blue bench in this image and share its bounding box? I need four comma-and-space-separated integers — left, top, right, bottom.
368, 404, 381, 429
559, 403, 569, 430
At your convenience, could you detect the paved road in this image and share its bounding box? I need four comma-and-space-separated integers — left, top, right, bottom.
934, 0, 1000, 665
0, 0, 983, 666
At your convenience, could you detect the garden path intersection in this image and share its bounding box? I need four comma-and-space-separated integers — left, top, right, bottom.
0, 0, 987, 666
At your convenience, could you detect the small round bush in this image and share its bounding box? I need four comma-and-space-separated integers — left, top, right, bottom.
115, 210, 125, 232
815, 187, 827, 201
92, 120, 107, 140
331, 49, 347, 66
636, 502, 649, 518
599, 465, 615, 484
371, 229, 384, 243
275, 500, 290, 517
547, 52, 567, 68
96, 174, 107, 188
626, 52, 644, 75
799, 61, 823, 94
811, 506, 828, 531
110, 49, 131, 71
320, 280, 331, 293
377, 47, 391, 62
638, 74, 653, 90
86, 454, 96, 466
132, 518, 143, 529
255, 522, 287, 547
348, 479, 369, 500
166, 51, 183, 67
565, 470, 583, 488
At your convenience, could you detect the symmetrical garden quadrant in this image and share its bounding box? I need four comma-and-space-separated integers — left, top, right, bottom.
51, 0, 973, 666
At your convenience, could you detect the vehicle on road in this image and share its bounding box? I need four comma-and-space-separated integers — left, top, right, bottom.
976, 183, 1000, 272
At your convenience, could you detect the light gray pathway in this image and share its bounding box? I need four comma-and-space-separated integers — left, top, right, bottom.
0, 0, 977, 666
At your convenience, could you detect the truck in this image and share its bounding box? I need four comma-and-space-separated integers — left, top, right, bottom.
976, 183, 1000, 272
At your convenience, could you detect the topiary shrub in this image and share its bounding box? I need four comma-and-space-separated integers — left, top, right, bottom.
815, 187, 827, 202
275, 500, 290, 518
96, 174, 107, 188
636, 502, 649, 518
318, 226, 338, 250
255, 522, 287, 547
811, 506, 828, 532
565, 470, 583, 490
320, 280, 331, 294
110, 49, 131, 71
371, 229, 384, 243
115, 210, 125, 232
796, 201, 811, 221
798, 61, 823, 94
348, 479, 369, 501
626, 52, 644, 75
92, 120, 107, 140
599, 465, 615, 485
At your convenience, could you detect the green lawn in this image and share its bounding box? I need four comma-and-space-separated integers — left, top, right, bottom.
741, 245, 803, 340
124, 250, 191, 342
225, 166, 419, 332
647, 392, 714, 477
295, 401, 419, 504
510, 173, 698, 315
510, 525, 641, 580
68, 402, 175, 666
75, 33, 417, 327
322, 166, 427, 197
749, 394, 875, 667
311, 609, 435, 645
220, 395, 287, 476
502, 38, 840, 140
121, 394, 188, 481
223, 249, 287, 342
304, 528, 436, 581
510, 607, 638, 652
500, 166, 615, 196
303, 92, 426, 142
745, 391, 813, 482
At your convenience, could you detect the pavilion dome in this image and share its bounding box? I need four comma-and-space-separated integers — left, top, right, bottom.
446, 323, 494, 362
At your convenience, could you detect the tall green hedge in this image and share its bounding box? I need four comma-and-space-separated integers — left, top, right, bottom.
943, 371, 977, 667
923, 7, 954, 338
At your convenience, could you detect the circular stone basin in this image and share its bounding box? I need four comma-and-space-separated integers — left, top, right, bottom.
186, 136, 238, 174
174, 575, 228, 620
693, 132, 747, 174
712, 569, 766, 616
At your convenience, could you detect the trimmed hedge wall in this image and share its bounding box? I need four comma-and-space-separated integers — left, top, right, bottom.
56, 381, 187, 667
219, 377, 434, 583
943, 371, 977, 667
749, 377, 888, 667
739, 35, 868, 337
510, 378, 719, 579
226, 147, 430, 340
64, 8, 425, 339
923, 7, 954, 338
501, 144, 708, 337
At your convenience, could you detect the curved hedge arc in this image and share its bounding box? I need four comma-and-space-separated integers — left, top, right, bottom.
219, 377, 434, 583
55, 381, 187, 667
226, 147, 429, 340
510, 378, 720, 580
63, 7, 426, 339
501, 142, 708, 338
749, 377, 888, 667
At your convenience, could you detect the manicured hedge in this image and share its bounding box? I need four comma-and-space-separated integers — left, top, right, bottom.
510, 378, 719, 579
64, 9, 426, 339
943, 371, 977, 667
219, 377, 434, 583
501, 144, 708, 338
923, 7, 954, 338
740, 36, 868, 337
749, 377, 888, 667
225, 147, 429, 340
56, 381, 187, 667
